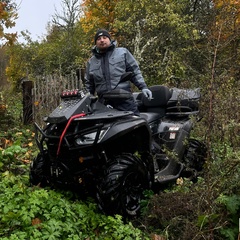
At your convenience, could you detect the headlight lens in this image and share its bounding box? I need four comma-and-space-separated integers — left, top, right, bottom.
75, 129, 108, 145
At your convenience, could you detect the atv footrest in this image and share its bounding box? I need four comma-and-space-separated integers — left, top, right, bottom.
154, 174, 179, 184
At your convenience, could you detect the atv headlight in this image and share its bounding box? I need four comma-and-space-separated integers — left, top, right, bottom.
75, 129, 108, 145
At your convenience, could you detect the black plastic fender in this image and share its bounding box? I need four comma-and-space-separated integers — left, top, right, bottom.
100, 116, 151, 154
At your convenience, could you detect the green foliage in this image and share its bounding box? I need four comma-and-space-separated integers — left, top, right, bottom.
205, 142, 240, 199
0, 88, 22, 127
197, 213, 220, 231
0, 114, 149, 239
0, 144, 26, 171
0, 0, 18, 45
0, 91, 38, 177
138, 139, 240, 239
5, 1, 90, 89
216, 194, 240, 240
218, 195, 240, 215
140, 189, 155, 217
0, 172, 147, 239
113, 0, 196, 85
1, 0, 240, 239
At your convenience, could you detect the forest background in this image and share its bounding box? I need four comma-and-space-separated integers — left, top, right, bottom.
0, 0, 240, 239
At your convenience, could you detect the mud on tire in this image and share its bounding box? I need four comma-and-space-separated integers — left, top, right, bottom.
96, 153, 151, 217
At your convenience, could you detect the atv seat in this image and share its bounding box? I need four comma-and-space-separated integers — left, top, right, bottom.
139, 85, 172, 121
140, 112, 161, 122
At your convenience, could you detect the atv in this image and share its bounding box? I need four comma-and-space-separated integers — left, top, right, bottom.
30, 72, 206, 217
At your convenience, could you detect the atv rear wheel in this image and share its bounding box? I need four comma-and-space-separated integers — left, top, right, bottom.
29, 150, 50, 187
182, 139, 207, 180
96, 153, 151, 217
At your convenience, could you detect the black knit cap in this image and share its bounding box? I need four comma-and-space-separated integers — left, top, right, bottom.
94, 29, 111, 43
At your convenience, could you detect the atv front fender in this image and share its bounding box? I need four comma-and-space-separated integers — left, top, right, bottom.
101, 117, 151, 155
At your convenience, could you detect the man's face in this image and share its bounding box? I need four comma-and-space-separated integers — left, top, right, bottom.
96, 36, 111, 51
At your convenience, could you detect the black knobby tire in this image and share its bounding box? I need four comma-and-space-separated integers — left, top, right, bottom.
96, 153, 151, 217
29, 150, 50, 187
182, 139, 207, 179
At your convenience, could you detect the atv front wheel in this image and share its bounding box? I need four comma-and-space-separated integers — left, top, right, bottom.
96, 153, 151, 218
29, 150, 50, 187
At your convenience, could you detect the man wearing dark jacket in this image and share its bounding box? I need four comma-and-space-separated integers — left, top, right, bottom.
85, 29, 152, 115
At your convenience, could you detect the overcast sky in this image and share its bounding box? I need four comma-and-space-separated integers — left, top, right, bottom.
7, 0, 63, 42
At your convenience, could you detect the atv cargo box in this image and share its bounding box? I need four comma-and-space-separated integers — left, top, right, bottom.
166, 88, 201, 115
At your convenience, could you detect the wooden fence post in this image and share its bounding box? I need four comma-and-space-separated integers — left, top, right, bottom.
22, 79, 33, 125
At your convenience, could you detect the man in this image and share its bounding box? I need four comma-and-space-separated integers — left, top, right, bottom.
85, 29, 152, 115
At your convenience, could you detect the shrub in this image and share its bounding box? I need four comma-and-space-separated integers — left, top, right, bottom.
0, 172, 148, 239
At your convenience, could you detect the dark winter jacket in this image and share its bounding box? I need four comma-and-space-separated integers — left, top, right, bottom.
85, 41, 147, 97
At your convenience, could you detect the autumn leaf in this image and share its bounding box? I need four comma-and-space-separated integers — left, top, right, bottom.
31, 218, 42, 228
